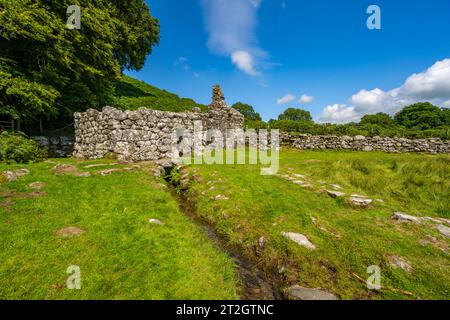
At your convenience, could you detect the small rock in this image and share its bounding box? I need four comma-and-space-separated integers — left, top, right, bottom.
76, 172, 91, 177
28, 182, 46, 190
15, 169, 30, 177
293, 174, 306, 179
56, 227, 85, 238
3, 171, 17, 182
52, 164, 77, 175
329, 184, 343, 190
348, 196, 373, 208
214, 195, 229, 201
99, 169, 120, 176
327, 190, 345, 198
436, 224, 450, 238
385, 254, 412, 272
2, 169, 30, 182
391, 212, 422, 224
84, 163, 116, 169
281, 232, 316, 250
285, 285, 337, 300
258, 236, 266, 248
149, 219, 164, 225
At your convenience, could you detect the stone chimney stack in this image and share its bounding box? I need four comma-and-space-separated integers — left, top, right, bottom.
209, 85, 228, 110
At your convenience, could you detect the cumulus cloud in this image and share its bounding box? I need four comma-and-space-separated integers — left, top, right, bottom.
320, 58, 450, 123
320, 104, 359, 124
199, 0, 266, 76
231, 51, 260, 76
277, 94, 295, 105
298, 94, 315, 104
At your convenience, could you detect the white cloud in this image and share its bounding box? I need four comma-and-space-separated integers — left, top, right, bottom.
320, 104, 359, 124
231, 51, 260, 76
443, 100, 450, 108
298, 94, 314, 104
199, 0, 267, 76
320, 58, 450, 123
400, 58, 450, 100
277, 94, 295, 105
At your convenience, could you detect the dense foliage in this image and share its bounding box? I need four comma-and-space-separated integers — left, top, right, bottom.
243, 104, 449, 139
0, 0, 159, 122
0, 131, 47, 163
278, 108, 313, 122
231, 102, 262, 122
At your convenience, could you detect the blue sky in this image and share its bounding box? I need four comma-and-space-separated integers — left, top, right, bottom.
127, 0, 450, 122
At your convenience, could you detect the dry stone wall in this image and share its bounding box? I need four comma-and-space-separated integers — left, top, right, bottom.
73, 86, 244, 162
282, 133, 449, 154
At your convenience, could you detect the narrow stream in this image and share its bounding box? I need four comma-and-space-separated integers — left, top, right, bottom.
164, 167, 283, 300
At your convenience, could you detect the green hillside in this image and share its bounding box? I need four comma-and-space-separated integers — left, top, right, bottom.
111, 76, 207, 112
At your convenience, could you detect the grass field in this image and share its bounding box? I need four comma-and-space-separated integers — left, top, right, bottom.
0, 160, 236, 299
184, 150, 450, 299
0, 150, 449, 300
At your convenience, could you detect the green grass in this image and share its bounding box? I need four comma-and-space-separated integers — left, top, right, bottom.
111, 76, 207, 112
1, 150, 449, 300
0, 159, 236, 300
185, 150, 450, 299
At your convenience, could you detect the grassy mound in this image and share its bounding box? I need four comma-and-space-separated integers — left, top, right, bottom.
111, 76, 207, 113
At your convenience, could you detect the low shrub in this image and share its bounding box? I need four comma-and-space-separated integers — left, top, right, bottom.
0, 131, 47, 163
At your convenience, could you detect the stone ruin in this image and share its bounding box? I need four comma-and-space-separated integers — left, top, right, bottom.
73, 85, 244, 162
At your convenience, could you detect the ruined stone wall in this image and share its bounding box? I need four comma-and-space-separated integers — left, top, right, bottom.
282, 133, 449, 154
32, 136, 74, 157
73, 86, 244, 162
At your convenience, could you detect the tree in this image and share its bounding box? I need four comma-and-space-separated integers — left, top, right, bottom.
360, 113, 394, 127
394, 102, 444, 129
231, 102, 262, 121
0, 0, 160, 122
278, 108, 313, 122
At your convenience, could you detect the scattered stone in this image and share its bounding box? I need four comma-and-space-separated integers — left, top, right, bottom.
326, 190, 345, 198
293, 174, 306, 179
281, 232, 316, 250
348, 196, 373, 208
148, 218, 164, 225
422, 217, 450, 227
98, 169, 120, 176
2, 169, 31, 182
391, 212, 422, 224
83, 163, 116, 169
258, 236, 266, 248
385, 254, 413, 272
329, 184, 343, 190
56, 227, 85, 238
76, 172, 91, 177
214, 195, 229, 201
285, 285, 337, 300
436, 224, 450, 238
28, 182, 46, 190
52, 164, 77, 175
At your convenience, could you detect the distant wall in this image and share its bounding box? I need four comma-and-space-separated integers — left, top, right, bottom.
73, 86, 244, 162
281, 133, 449, 154
32, 136, 74, 157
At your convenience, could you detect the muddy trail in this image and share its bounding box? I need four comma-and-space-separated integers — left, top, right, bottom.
163, 167, 284, 300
